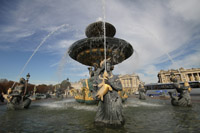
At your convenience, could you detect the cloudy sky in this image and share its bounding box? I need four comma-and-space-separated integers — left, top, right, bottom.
0, 0, 199, 85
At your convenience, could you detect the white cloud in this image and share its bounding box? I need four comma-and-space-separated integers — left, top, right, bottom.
0, 0, 101, 44
105, 0, 200, 83
138, 73, 158, 84
169, 0, 200, 22
0, 0, 200, 83
47, 39, 74, 52
169, 51, 200, 69
15, 31, 35, 38
2, 26, 20, 33
132, 65, 160, 84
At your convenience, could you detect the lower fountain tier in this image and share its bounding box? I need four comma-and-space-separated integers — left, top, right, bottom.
68, 37, 134, 66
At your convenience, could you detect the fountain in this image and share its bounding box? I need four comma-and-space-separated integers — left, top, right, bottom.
68, 21, 133, 126
138, 83, 146, 100
2, 73, 31, 110
168, 72, 192, 107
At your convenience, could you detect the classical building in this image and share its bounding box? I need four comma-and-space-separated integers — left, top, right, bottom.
118, 73, 141, 94
158, 67, 200, 83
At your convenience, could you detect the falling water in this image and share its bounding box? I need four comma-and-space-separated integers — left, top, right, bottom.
57, 50, 70, 81
131, 50, 140, 71
102, 0, 107, 71
12, 24, 69, 88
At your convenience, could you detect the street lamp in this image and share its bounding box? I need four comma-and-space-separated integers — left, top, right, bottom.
26, 73, 30, 82
24, 73, 30, 96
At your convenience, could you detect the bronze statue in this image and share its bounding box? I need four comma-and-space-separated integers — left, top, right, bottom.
2, 75, 31, 110
138, 83, 146, 100
94, 59, 124, 126
168, 72, 192, 107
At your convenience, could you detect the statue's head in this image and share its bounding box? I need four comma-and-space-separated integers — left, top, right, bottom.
19, 78, 25, 84
100, 58, 113, 72
139, 82, 145, 88
170, 72, 177, 83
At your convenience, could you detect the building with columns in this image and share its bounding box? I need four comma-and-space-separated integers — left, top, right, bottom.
158, 67, 200, 83
118, 73, 141, 94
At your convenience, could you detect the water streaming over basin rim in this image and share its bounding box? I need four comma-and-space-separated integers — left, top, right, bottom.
0, 96, 200, 132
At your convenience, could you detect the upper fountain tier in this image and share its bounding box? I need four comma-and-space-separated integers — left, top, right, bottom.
85, 21, 116, 38
68, 21, 133, 66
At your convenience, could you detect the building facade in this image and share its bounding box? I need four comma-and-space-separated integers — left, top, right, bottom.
158, 67, 200, 83
118, 73, 141, 94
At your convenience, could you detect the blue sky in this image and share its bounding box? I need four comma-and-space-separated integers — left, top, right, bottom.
0, 0, 200, 85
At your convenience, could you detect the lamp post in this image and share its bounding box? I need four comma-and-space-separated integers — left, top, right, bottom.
26, 73, 30, 82
24, 73, 30, 96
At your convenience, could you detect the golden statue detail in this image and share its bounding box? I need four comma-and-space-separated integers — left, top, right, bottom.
96, 70, 113, 101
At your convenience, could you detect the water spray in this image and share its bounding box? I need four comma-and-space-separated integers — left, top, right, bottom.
12, 24, 69, 88
102, 0, 107, 72
57, 50, 69, 81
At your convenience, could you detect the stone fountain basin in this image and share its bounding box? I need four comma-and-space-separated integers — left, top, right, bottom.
68, 37, 134, 66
